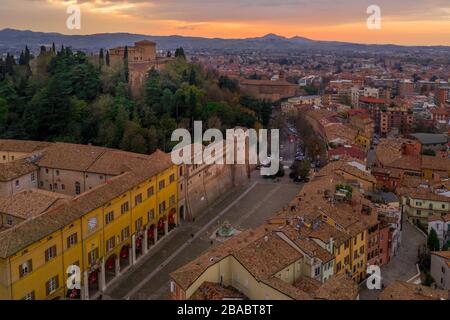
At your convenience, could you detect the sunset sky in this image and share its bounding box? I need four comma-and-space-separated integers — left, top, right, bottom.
1, 0, 450, 45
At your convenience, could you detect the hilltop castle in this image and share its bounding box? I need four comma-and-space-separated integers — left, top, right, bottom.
109, 40, 172, 97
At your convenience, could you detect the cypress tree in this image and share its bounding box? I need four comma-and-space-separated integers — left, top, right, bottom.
427, 229, 440, 251
52, 42, 56, 53
123, 46, 129, 82
99, 48, 104, 67
106, 51, 110, 66
0, 58, 4, 80
175, 47, 185, 59
19, 51, 25, 65
189, 68, 197, 85
5, 53, 15, 75
24, 46, 31, 65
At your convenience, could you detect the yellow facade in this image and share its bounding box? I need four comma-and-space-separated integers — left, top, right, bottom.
0, 165, 178, 300
355, 135, 371, 150
322, 215, 367, 283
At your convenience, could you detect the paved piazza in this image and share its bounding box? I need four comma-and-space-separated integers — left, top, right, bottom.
105, 172, 303, 300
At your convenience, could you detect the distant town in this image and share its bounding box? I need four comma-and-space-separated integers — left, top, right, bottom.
0, 33, 449, 302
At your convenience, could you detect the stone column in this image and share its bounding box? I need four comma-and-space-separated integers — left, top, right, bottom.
128, 246, 133, 266
82, 271, 89, 300
100, 258, 106, 292
144, 227, 149, 254
115, 256, 120, 276
131, 235, 137, 265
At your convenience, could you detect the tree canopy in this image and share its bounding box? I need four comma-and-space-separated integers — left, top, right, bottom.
0, 45, 272, 154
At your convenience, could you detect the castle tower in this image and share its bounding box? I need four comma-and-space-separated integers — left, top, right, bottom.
135, 40, 157, 61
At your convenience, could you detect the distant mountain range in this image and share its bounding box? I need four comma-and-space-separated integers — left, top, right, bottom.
1, 28, 449, 55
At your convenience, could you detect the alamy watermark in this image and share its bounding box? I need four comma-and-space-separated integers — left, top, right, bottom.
67, 265, 81, 290
367, 5, 381, 30
66, 5, 81, 30
171, 122, 280, 176
366, 265, 382, 290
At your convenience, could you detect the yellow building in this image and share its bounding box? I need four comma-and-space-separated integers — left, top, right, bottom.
292, 208, 370, 283
0, 148, 178, 300
275, 169, 378, 283
355, 134, 371, 150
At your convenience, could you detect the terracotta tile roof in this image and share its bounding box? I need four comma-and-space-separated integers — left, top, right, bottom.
85, 150, 155, 175
36, 142, 109, 171
278, 226, 334, 263
400, 175, 424, 188
305, 109, 338, 123
292, 276, 321, 295
170, 222, 335, 294
375, 139, 405, 167
0, 149, 174, 258
422, 155, 450, 172
284, 172, 378, 237
328, 145, 366, 161
0, 158, 38, 181
262, 277, 311, 300
325, 123, 358, 144
233, 232, 303, 280
359, 96, 386, 104
428, 215, 443, 222
240, 79, 296, 87
387, 155, 422, 172
189, 282, 246, 300
399, 187, 450, 203
314, 274, 359, 300
0, 201, 81, 258
170, 225, 276, 291
378, 281, 449, 300
0, 189, 71, 220
300, 221, 351, 247
432, 251, 450, 260
0, 139, 52, 153
318, 160, 376, 184
36, 141, 173, 177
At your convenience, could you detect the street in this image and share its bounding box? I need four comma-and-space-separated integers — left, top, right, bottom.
358, 221, 426, 300
105, 171, 303, 300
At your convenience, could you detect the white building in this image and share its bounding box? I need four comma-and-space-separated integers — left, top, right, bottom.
428, 213, 450, 248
